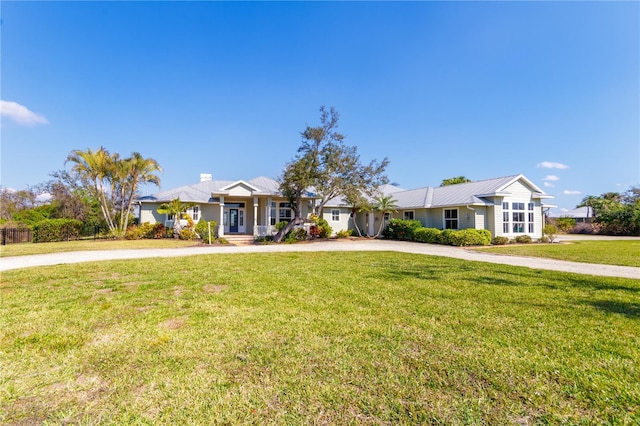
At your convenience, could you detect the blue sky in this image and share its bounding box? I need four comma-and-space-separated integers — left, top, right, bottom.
1, 1, 638, 213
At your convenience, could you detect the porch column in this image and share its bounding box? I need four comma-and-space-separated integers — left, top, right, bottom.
218, 196, 225, 237
253, 196, 258, 236
267, 197, 272, 234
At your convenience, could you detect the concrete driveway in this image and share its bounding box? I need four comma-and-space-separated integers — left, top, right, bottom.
1, 239, 638, 279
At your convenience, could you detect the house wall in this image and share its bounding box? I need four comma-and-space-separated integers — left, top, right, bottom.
322, 207, 350, 235
139, 203, 164, 224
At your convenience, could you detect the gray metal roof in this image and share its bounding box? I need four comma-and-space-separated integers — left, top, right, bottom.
140, 174, 552, 209
140, 176, 283, 203
388, 175, 548, 208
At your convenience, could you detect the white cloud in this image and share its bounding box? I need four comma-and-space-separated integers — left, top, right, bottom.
543, 182, 555, 188
537, 161, 569, 170
560, 208, 569, 212
36, 192, 52, 203
0, 100, 48, 126
543, 175, 560, 181
563, 190, 581, 195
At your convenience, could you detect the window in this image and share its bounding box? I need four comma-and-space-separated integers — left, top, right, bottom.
239, 210, 244, 227
404, 211, 414, 220
384, 212, 390, 221
270, 202, 276, 226
444, 209, 458, 229
331, 209, 340, 221
167, 213, 175, 221
512, 202, 525, 211
502, 202, 509, 210
279, 202, 292, 223
502, 211, 509, 233
528, 204, 535, 233
191, 206, 199, 221
512, 212, 525, 233
223, 211, 228, 226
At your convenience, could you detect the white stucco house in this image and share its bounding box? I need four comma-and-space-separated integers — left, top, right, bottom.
138, 174, 554, 239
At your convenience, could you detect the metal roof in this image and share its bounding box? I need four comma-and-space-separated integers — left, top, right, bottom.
140, 174, 552, 209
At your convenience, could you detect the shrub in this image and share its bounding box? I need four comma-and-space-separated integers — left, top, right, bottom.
195, 219, 218, 244
275, 221, 288, 231
32, 219, 83, 243
292, 227, 308, 241
335, 229, 353, 238
179, 228, 197, 240
382, 219, 422, 240
515, 235, 532, 244
492, 236, 509, 245
413, 227, 441, 243
310, 215, 332, 238
151, 223, 167, 239
255, 236, 274, 244
125, 225, 145, 240
543, 225, 557, 242
555, 217, 576, 233
309, 225, 320, 238
571, 222, 595, 234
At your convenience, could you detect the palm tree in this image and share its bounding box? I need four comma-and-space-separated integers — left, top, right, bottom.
373, 194, 398, 237
345, 193, 370, 237
118, 152, 162, 235
66, 147, 118, 234
157, 198, 194, 238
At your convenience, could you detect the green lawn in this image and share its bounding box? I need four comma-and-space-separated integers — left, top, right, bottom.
474, 240, 640, 267
1, 252, 638, 424
0, 239, 198, 257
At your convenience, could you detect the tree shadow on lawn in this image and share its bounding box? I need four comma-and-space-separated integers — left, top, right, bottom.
585, 300, 640, 319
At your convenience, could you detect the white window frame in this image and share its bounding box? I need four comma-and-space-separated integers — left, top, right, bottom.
270, 202, 277, 226
403, 211, 415, 220
190, 206, 199, 222
444, 208, 458, 229
511, 202, 525, 233
279, 202, 292, 223
331, 209, 340, 222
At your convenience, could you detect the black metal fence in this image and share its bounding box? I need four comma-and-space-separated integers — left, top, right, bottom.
1, 225, 107, 245
1, 228, 32, 245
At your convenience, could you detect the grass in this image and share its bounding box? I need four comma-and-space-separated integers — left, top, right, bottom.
0, 239, 198, 257
474, 240, 640, 267
1, 252, 638, 424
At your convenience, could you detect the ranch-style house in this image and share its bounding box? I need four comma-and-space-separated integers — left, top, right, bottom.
138, 174, 554, 239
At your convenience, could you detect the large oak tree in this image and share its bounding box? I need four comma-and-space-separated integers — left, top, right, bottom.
274, 107, 389, 242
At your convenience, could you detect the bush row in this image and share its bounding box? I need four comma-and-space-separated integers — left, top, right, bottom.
382, 219, 492, 246
32, 219, 84, 243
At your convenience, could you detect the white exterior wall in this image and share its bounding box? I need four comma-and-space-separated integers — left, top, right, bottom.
498, 180, 544, 239
323, 207, 351, 235
140, 203, 165, 224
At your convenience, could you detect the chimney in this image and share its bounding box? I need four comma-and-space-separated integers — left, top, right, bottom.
200, 173, 212, 182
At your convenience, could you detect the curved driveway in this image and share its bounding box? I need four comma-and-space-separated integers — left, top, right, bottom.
1, 240, 638, 279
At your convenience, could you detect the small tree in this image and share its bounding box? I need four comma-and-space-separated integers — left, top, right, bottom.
373, 195, 398, 237
344, 193, 371, 238
157, 198, 195, 238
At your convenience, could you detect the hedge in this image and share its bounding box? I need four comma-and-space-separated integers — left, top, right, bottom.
382, 220, 491, 246
32, 219, 83, 243
382, 219, 423, 240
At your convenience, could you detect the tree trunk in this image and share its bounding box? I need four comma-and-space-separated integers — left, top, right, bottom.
173, 215, 183, 239
351, 212, 363, 237
375, 212, 385, 238
273, 217, 303, 243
